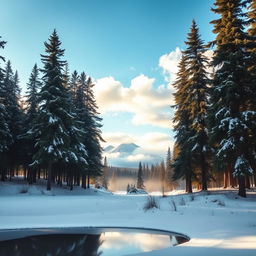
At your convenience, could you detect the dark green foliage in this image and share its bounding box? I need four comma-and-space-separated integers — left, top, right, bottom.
183, 20, 211, 190
137, 162, 144, 189
0, 32, 105, 189
172, 54, 194, 193
29, 30, 87, 190
75, 72, 103, 182
2, 60, 23, 172
172, 20, 211, 192
0, 37, 12, 155
21, 64, 42, 183
209, 0, 254, 197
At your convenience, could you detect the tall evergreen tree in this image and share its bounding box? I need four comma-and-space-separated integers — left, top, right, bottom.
172, 54, 194, 193
75, 72, 103, 187
13, 71, 21, 98
183, 20, 211, 190
209, 0, 253, 197
0, 37, 12, 180
102, 156, 108, 189
69, 70, 79, 106
246, 0, 256, 186
63, 63, 70, 88
2, 60, 23, 174
25, 64, 41, 122
22, 64, 42, 183
29, 30, 87, 190
137, 162, 144, 189
166, 147, 175, 190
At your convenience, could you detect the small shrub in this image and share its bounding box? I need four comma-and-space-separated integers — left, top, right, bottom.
211, 199, 225, 207
189, 195, 195, 201
217, 200, 225, 207
143, 196, 159, 211
20, 187, 28, 194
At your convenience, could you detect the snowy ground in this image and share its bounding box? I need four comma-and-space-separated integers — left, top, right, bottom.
0, 182, 256, 256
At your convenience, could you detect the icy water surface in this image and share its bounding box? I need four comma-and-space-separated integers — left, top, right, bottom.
0, 227, 189, 256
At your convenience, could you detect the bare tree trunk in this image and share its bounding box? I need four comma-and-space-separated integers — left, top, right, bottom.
87, 175, 90, 189
223, 169, 228, 188
82, 174, 86, 189
185, 173, 192, 193
245, 175, 250, 189
201, 153, 208, 191
228, 165, 235, 187
47, 163, 52, 191
238, 176, 246, 197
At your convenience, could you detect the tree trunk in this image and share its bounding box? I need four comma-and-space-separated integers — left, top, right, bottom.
228, 165, 235, 187
1, 169, 6, 181
238, 176, 246, 197
47, 163, 52, 191
245, 175, 250, 189
82, 174, 87, 189
223, 169, 228, 188
201, 153, 208, 191
185, 173, 192, 193
87, 175, 90, 189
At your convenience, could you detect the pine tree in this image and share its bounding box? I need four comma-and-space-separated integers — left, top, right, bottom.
69, 70, 79, 104
29, 30, 87, 190
183, 20, 211, 190
209, 0, 253, 197
76, 72, 103, 187
22, 64, 42, 183
246, 0, 256, 186
13, 71, 21, 98
102, 156, 108, 189
137, 162, 144, 189
160, 160, 166, 196
63, 63, 70, 88
172, 54, 194, 193
2, 60, 23, 174
166, 147, 175, 190
0, 37, 13, 179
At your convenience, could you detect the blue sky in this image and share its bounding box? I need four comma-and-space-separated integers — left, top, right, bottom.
0, 0, 216, 167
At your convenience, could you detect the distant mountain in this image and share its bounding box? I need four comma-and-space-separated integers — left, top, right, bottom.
104, 145, 115, 152
103, 143, 161, 168
111, 143, 139, 154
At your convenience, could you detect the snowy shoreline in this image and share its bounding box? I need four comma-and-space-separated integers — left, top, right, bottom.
0, 184, 256, 256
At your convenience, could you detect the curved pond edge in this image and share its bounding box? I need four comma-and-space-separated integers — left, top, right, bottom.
0, 226, 190, 245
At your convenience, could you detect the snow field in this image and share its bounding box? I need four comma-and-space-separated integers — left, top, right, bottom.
0, 184, 256, 256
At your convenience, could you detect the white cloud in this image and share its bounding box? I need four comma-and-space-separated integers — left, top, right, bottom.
158, 47, 214, 83
103, 132, 135, 147
204, 49, 214, 76
94, 74, 173, 129
159, 47, 182, 83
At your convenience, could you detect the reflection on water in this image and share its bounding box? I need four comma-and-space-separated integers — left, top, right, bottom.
0, 234, 102, 256
0, 228, 189, 256
101, 232, 171, 256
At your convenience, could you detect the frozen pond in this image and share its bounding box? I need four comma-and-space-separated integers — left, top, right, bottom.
0, 227, 190, 256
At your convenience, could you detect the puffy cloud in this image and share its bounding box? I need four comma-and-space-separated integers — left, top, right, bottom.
103, 132, 135, 147
158, 47, 214, 83
159, 47, 182, 83
94, 74, 173, 128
